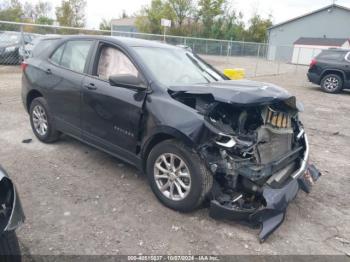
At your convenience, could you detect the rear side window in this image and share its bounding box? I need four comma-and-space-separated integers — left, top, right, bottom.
51, 44, 65, 64
51, 40, 93, 73
32, 39, 60, 57
317, 51, 345, 60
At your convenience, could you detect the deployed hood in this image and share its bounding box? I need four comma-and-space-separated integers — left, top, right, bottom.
169, 79, 297, 108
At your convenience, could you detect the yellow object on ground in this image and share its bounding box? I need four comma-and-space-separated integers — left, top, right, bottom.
223, 68, 245, 80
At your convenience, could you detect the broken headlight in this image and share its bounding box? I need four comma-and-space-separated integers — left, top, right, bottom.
215, 133, 237, 148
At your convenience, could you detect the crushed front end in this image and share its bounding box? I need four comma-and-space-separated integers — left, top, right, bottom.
170, 86, 321, 241
201, 101, 320, 241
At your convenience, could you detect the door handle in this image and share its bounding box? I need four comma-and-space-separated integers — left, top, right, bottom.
45, 68, 52, 75
84, 83, 97, 90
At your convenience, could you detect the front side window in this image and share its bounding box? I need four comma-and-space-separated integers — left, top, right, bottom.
50, 40, 93, 73
96, 46, 138, 80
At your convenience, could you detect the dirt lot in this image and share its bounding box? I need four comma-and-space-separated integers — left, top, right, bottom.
0, 63, 350, 256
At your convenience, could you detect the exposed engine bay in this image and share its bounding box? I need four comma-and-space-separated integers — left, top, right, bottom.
170, 90, 321, 241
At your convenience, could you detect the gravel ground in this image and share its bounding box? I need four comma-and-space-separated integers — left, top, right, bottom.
0, 64, 349, 256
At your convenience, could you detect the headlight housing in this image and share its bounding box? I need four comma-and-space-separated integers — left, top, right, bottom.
215, 133, 237, 148
5, 46, 16, 52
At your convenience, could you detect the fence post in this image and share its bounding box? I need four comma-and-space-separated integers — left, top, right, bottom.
254, 44, 261, 77
277, 59, 281, 75
295, 47, 301, 73
205, 40, 208, 55
226, 41, 230, 57
20, 25, 24, 56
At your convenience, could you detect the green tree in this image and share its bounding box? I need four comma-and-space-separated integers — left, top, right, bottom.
99, 18, 111, 31
36, 16, 54, 25
245, 14, 273, 42
168, 0, 193, 27
135, 0, 175, 34
197, 0, 225, 37
23, 1, 53, 24
219, 8, 245, 40
55, 0, 86, 27
0, 0, 23, 23
134, 0, 273, 42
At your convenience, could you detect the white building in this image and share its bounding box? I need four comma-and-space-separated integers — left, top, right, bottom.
291, 37, 350, 65
267, 4, 350, 62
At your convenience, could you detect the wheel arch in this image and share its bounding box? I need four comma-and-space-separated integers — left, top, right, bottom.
140, 128, 195, 172
321, 69, 345, 82
26, 89, 43, 112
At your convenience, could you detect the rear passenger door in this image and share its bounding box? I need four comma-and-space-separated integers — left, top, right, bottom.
41, 39, 94, 136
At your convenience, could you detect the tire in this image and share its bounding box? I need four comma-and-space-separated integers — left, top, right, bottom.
0, 231, 21, 261
146, 139, 213, 212
29, 97, 60, 143
320, 74, 343, 93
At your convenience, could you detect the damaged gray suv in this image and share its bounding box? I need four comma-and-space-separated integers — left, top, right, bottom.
21, 36, 320, 241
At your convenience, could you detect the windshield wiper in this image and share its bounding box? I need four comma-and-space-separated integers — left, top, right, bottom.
186, 53, 218, 82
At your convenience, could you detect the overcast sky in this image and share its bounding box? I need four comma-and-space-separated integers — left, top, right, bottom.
41, 0, 350, 28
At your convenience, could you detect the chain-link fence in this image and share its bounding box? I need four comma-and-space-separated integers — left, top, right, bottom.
0, 20, 314, 77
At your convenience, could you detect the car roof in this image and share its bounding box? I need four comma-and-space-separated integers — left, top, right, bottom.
323, 48, 350, 52
60, 35, 180, 49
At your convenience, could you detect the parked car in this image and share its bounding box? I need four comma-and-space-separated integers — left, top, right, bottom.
0, 166, 25, 259
19, 35, 59, 60
0, 31, 34, 65
21, 35, 320, 241
307, 48, 350, 93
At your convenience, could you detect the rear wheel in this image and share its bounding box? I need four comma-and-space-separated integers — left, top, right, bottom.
320, 74, 343, 93
0, 231, 21, 261
29, 97, 60, 143
146, 140, 213, 212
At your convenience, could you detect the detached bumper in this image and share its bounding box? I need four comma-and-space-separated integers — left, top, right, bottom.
209, 164, 321, 242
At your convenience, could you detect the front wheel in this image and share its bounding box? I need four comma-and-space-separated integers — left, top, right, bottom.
146, 140, 213, 212
0, 231, 21, 261
320, 74, 343, 93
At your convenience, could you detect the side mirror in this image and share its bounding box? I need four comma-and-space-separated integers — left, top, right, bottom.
109, 74, 147, 90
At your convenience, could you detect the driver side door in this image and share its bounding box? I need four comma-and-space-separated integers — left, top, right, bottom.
81, 42, 146, 165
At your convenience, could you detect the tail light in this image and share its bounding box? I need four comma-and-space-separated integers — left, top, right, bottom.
20, 61, 28, 71
309, 59, 317, 69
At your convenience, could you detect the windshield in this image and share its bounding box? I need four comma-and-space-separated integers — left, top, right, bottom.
133, 47, 224, 86
0, 33, 21, 45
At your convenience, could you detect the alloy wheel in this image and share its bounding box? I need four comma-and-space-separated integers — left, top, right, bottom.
32, 105, 48, 136
154, 153, 191, 201
324, 76, 339, 91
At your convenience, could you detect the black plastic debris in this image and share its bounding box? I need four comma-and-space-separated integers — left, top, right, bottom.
22, 139, 32, 144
